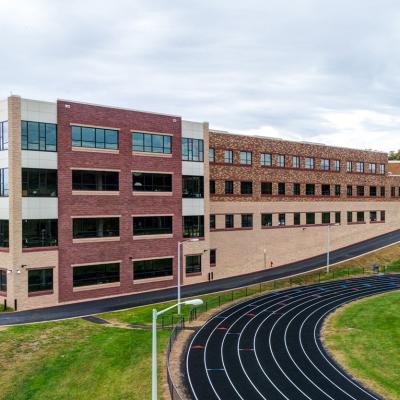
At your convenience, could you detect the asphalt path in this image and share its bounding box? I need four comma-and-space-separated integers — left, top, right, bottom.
1, 229, 400, 326
186, 274, 400, 400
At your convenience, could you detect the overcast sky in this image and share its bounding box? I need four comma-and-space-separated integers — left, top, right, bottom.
1, 0, 400, 152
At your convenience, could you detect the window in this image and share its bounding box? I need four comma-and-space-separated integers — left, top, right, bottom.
277, 155, 285, 168
132, 172, 171, 193
322, 212, 330, 224
182, 138, 203, 161
306, 213, 315, 225
225, 214, 234, 229
224, 150, 233, 164
73, 217, 119, 239
133, 216, 172, 236
22, 219, 57, 247
347, 185, 353, 197
321, 184, 330, 196
261, 213, 272, 227
22, 121, 57, 151
346, 161, 352, 172
209, 148, 215, 163
0, 220, 8, 247
73, 263, 120, 287
347, 211, 353, 223
210, 215, 216, 229
369, 186, 377, 197
292, 156, 300, 168
210, 249, 216, 266
210, 180, 216, 194
183, 216, 204, 238
0, 169, 8, 196
28, 269, 53, 293
370, 211, 377, 222
335, 185, 341, 197
73, 170, 119, 191
278, 213, 285, 226
182, 176, 204, 198
0, 121, 8, 150
368, 163, 376, 174
72, 126, 118, 150
332, 160, 340, 171
294, 213, 301, 225
355, 162, 364, 173
335, 212, 341, 224
379, 164, 385, 175
186, 255, 202, 274
241, 181, 252, 195
225, 180, 234, 194
381, 211, 386, 222
240, 151, 252, 165
306, 184, 315, 196
241, 214, 253, 228
132, 132, 171, 154
305, 157, 315, 169
22, 168, 57, 197
357, 211, 364, 222
278, 182, 285, 195
391, 187, 396, 197
320, 159, 330, 171
261, 182, 272, 195
133, 258, 172, 280
0, 270, 6, 292
380, 186, 386, 197
293, 183, 301, 196
260, 153, 272, 166
357, 186, 365, 197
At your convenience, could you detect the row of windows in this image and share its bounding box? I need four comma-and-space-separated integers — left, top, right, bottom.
22, 121, 57, 152
72, 126, 119, 150
0, 121, 8, 151
208, 148, 386, 174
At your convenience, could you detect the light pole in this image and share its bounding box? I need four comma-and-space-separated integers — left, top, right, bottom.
152, 299, 203, 400
326, 223, 340, 274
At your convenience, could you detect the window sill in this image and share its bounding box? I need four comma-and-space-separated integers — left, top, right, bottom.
133, 275, 173, 285
28, 290, 54, 297
72, 147, 119, 154
211, 227, 252, 232
132, 191, 172, 197
72, 190, 120, 196
132, 234, 173, 240
0, 248, 9, 252
73, 281, 120, 292
347, 221, 367, 225
73, 237, 120, 244
23, 246, 58, 252
186, 272, 202, 277
0, 291, 6, 296
210, 263, 216, 267
132, 151, 172, 158
370, 220, 385, 224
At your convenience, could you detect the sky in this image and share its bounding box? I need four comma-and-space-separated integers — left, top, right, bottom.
1, 0, 400, 152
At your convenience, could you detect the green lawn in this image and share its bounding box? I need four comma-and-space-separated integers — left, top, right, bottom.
323, 291, 400, 400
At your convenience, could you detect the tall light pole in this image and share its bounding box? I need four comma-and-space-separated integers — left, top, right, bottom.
152, 299, 203, 400
326, 223, 340, 274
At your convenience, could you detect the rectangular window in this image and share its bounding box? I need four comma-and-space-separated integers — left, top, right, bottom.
0, 269, 6, 292
183, 216, 204, 238
260, 153, 272, 166
261, 182, 272, 195
22, 168, 57, 197
357, 186, 365, 197
347, 185, 353, 197
225, 180, 234, 194
292, 156, 300, 168
306, 184, 315, 196
182, 176, 204, 198
210, 249, 216, 266
182, 138, 203, 161
209, 148, 215, 163
186, 255, 202, 274
0, 169, 8, 196
357, 211, 364, 222
346, 161, 352, 172
332, 160, 340, 171
379, 164, 385, 175
370, 211, 377, 222
28, 268, 53, 293
347, 211, 353, 223
293, 183, 301, 196
210, 215, 216, 230
335, 212, 341, 224
22, 121, 57, 152
132, 132, 171, 154
321, 184, 330, 196
321, 159, 330, 170
368, 163, 376, 174
391, 187, 396, 197
133, 216, 172, 236
277, 155, 285, 168
22, 219, 57, 248
335, 185, 341, 197
73, 263, 120, 287
0, 220, 8, 247
240, 151, 252, 165
73, 170, 119, 191
132, 172, 171, 193
241, 214, 253, 228
294, 213, 301, 225
224, 150, 233, 164
261, 213, 273, 227
209, 180, 216, 194
278, 182, 285, 195
305, 157, 315, 169
306, 213, 315, 225
0, 121, 8, 150
381, 210, 386, 221
369, 186, 377, 197
225, 214, 234, 229
380, 186, 385, 197
356, 162, 364, 173
72, 126, 118, 150
241, 181, 253, 195
278, 213, 285, 226
73, 217, 119, 239
322, 212, 331, 224
133, 258, 172, 280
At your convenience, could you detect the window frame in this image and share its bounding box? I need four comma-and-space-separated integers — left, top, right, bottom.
240, 151, 252, 165
22, 121, 57, 152
224, 150, 233, 164
260, 153, 272, 166
181, 137, 203, 161
72, 125, 118, 150
132, 132, 171, 154
28, 268, 53, 293
133, 258, 173, 280
73, 262, 120, 287
132, 172, 171, 193
133, 216, 173, 236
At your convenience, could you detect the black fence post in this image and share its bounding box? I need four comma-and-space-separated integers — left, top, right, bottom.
245, 287, 248, 297
14, 299, 17, 311
218, 296, 221, 307
3, 299, 6, 311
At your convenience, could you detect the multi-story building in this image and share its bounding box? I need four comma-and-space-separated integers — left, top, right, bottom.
0, 95, 399, 310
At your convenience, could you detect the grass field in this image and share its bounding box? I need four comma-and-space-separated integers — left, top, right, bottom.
323, 291, 400, 400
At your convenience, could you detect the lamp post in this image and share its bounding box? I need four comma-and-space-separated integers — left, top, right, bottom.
152, 299, 203, 400
326, 223, 340, 274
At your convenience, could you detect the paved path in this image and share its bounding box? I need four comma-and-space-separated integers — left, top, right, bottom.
0, 229, 399, 326
186, 274, 400, 399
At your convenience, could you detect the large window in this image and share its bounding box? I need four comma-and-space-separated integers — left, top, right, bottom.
346, 161, 352, 172
225, 180, 234, 194
0, 269, 6, 292
0, 121, 8, 150
225, 214, 234, 228
22, 219, 57, 248
133, 216, 172, 236
355, 162, 364, 173
306, 213, 315, 225
183, 216, 204, 238
369, 163, 376, 174
182, 138, 203, 161
370, 211, 377, 222
72, 126, 118, 150
369, 186, 377, 197
209, 148, 215, 163
209, 180, 215, 194
381, 211, 386, 222
22, 168, 57, 197
73, 217, 119, 239
186, 255, 202, 274
182, 176, 204, 198
0, 220, 8, 247
73, 170, 119, 191
306, 184, 315, 196
132, 172, 171, 192
224, 150, 233, 164
347, 212, 353, 223
0, 169, 8, 196
322, 212, 331, 224
133, 258, 173, 280
240, 151, 252, 165
133, 132, 171, 154
241, 181, 252, 195
278, 213, 285, 226
73, 263, 120, 287
321, 159, 330, 171
277, 155, 285, 168
321, 184, 330, 196
293, 183, 301, 196
261, 153, 272, 166
335, 185, 341, 197
261, 213, 272, 227
380, 186, 386, 197
357, 186, 365, 197
241, 214, 253, 228
261, 182, 272, 195
292, 156, 300, 168
294, 212, 301, 225
335, 212, 341, 224
278, 182, 285, 195
379, 164, 385, 175
357, 211, 365, 222
28, 268, 53, 293
210, 249, 216, 266
332, 160, 340, 171
210, 215, 216, 229
305, 157, 315, 169
347, 185, 353, 197
22, 121, 57, 152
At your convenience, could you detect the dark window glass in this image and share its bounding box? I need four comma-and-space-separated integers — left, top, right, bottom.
357, 211, 364, 222
294, 212, 301, 225
347, 185, 353, 196
0, 169, 8, 196
369, 186, 377, 197
0, 269, 6, 292
261, 213, 272, 227
278, 182, 285, 195
261, 182, 272, 195
306, 184, 315, 196
293, 183, 301, 196
335, 185, 341, 197
209, 148, 215, 163
241, 214, 253, 228
321, 184, 330, 196
225, 180, 234, 194
357, 186, 365, 196
306, 213, 315, 225
224, 150, 233, 164
186, 255, 202, 274
225, 214, 234, 228
22, 219, 57, 247
370, 211, 377, 222
210, 215, 216, 229
347, 211, 353, 223
240, 151, 252, 165
210, 180, 216, 194
0, 121, 8, 150
73, 263, 120, 287
182, 176, 204, 198
73, 218, 119, 239
28, 269, 53, 292
0, 220, 8, 247
132, 172, 171, 192
134, 258, 173, 280
22, 168, 57, 197
133, 216, 172, 236
182, 138, 203, 161
241, 181, 252, 195
73, 170, 119, 191
277, 155, 285, 168
335, 212, 341, 224
183, 216, 204, 238
22, 121, 57, 152
391, 187, 396, 197
72, 126, 118, 150
322, 212, 331, 224
381, 210, 386, 221
132, 132, 171, 154
278, 213, 285, 226
380, 186, 386, 197
210, 249, 216, 266
260, 153, 272, 166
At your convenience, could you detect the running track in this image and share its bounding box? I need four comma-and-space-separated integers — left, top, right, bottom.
186, 274, 400, 400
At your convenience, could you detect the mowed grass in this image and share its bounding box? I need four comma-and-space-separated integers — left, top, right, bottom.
323, 291, 400, 400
